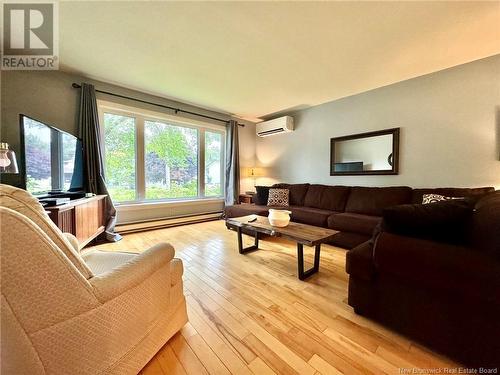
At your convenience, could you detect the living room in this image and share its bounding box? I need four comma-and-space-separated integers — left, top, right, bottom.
1, 1, 499, 375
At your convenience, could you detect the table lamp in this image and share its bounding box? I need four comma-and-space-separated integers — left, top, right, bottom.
246, 167, 265, 194
0, 143, 19, 174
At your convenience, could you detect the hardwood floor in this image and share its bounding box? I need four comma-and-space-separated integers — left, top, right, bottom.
89, 220, 458, 375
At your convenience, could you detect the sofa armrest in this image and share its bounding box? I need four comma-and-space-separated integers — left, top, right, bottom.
346, 240, 375, 281
63, 232, 80, 252
374, 232, 475, 273
89, 243, 175, 302
374, 232, 500, 299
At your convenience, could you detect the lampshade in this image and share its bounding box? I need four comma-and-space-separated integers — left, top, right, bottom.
0, 143, 19, 174
247, 167, 265, 177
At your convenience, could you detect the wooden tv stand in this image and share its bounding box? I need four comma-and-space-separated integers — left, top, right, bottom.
45, 195, 107, 248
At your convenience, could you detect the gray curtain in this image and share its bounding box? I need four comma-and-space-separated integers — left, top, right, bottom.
78, 83, 122, 242
225, 120, 240, 205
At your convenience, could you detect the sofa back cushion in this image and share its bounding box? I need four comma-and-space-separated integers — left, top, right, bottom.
468, 191, 500, 259
411, 187, 494, 204
382, 199, 474, 245
303, 185, 323, 208
345, 186, 412, 216
303, 184, 350, 211
273, 183, 309, 206
320, 185, 351, 211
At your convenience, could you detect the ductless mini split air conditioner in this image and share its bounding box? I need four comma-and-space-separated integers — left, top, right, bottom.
256, 116, 294, 137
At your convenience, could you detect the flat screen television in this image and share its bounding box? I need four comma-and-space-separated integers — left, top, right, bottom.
333, 161, 364, 172
20, 115, 84, 196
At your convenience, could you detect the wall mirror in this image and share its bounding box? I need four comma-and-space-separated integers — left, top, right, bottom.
330, 127, 400, 175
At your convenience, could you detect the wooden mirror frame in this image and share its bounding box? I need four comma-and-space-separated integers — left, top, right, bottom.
330, 127, 400, 176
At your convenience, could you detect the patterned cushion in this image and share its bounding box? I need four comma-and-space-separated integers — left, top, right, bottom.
267, 188, 289, 207
422, 194, 462, 204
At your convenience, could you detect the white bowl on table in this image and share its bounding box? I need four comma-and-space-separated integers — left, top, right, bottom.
268, 209, 292, 227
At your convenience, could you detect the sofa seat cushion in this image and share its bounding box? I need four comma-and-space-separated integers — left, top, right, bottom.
328, 213, 381, 235
328, 232, 371, 250
82, 250, 137, 276
224, 204, 269, 218
288, 206, 336, 227
303, 184, 350, 212
374, 232, 500, 302
345, 186, 412, 216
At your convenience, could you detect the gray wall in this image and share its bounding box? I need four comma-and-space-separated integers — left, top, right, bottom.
256, 55, 500, 189
0, 70, 255, 188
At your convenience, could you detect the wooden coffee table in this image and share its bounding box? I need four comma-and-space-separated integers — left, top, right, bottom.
226, 215, 339, 280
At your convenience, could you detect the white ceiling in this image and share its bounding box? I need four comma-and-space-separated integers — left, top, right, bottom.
59, 1, 500, 121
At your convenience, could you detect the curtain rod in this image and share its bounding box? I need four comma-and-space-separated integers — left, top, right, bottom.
71, 83, 244, 127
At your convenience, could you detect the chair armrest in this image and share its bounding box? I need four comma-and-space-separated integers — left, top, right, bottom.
63, 232, 80, 252
89, 242, 175, 302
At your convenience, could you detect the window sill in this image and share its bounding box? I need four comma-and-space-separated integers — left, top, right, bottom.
116, 197, 225, 211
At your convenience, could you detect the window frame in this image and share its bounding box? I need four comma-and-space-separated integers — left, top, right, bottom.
98, 100, 225, 205
203, 129, 225, 198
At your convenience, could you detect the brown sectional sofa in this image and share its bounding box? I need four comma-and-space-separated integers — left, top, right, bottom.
226, 183, 498, 366
224, 183, 494, 249
346, 191, 500, 367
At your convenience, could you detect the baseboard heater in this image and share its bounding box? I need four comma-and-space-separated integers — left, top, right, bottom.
115, 212, 223, 234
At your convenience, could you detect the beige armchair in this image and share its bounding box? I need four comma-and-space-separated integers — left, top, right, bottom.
0, 185, 187, 375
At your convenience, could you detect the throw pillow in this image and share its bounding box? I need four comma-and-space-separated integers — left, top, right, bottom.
254, 186, 271, 205
267, 188, 290, 207
382, 199, 474, 245
422, 193, 463, 204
